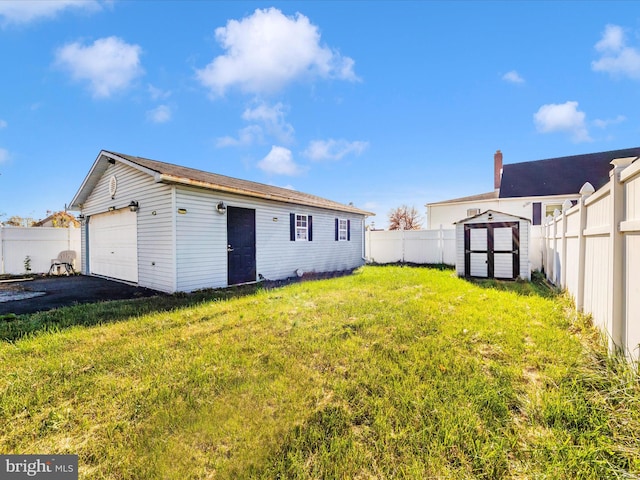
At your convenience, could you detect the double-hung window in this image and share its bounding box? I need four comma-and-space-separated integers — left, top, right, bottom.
338, 219, 348, 241
296, 214, 308, 241
290, 213, 313, 241
335, 218, 351, 241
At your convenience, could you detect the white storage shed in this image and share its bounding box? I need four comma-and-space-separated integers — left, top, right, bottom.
69, 150, 373, 293
454, 210, 531, 281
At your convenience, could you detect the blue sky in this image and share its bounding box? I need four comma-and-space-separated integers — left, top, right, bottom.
1, 1, 639, 228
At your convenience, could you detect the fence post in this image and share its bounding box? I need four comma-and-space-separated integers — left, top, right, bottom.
0, 225, 4, 275
560, 200, 572, 289
439, 225, 444, 264
609, 157, 635, 352
552, 209, 561, 285
543, 216, 551, 280
576, 182, 595, 312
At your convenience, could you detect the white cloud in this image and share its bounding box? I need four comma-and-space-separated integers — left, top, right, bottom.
55, 36, 144, 98
0, 119, 7, 129
146, 105, 172, 124
242, 102, 294, 144
216, 125, 264, 147
0, 148, 9, 163
595, 24, 625, 52
196, 7, 358, 97
533, 101, 591, 143
593, 114, 626, 129
592, 24, 640, 79
303, 139, 369, 161
502, 70, 524, 84
257, 146, 303, 175
217, 101, 295, 147
148, 84, 171, 101
0, 0, 102, 26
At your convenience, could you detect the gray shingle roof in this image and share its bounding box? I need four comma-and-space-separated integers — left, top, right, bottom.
105, 151, 374, 216
499, 147, 640, 198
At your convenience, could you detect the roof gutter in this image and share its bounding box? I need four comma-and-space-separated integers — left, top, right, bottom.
154, 173, 374, 216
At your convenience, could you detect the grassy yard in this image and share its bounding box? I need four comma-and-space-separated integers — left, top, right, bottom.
1, 265, 639, 479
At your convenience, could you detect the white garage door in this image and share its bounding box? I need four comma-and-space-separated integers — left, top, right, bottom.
89, 209, 138, 283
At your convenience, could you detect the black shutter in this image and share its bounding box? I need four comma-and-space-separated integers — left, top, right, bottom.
347, 220, 351, 241
532, 203, 541, 226
290, 213, 295, 241
335, 218, 339, 241
308, 215, 313, 241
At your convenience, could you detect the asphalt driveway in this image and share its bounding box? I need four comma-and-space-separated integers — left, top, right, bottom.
0, 275, 163, 315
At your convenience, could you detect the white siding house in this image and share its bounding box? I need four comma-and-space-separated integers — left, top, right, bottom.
427, 147, 640, 229
70, 150, 373, 293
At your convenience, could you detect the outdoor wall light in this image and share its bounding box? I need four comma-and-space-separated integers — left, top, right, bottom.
129, 200, 139, 212
216, 201, 227, 214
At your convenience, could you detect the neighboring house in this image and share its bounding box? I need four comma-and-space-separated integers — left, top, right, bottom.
33, 211, 80, 228
426, 147, 640, 229
69, 150, 373, 293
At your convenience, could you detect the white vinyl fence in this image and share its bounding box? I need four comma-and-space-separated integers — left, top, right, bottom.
365, 228, 456, 265
542, 156, 640, 361
366, 225, 545, 273
0, 226, 81, 275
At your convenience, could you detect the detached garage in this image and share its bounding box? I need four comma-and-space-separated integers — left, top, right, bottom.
454, 210, 531, 281
69, 150, 373, 293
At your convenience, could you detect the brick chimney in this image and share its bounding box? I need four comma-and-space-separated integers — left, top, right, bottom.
494, 149, 503, 190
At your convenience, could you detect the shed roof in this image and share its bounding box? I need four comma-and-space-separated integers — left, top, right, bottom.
454, 209, 530, 224
70, 150, 374, 216
499, 147, 640, 198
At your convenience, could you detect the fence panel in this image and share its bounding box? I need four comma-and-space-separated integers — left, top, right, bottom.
0, 227, 81, 275
541, 157, 640, 361
622, 161, 640, 358
366, 229, 456, 265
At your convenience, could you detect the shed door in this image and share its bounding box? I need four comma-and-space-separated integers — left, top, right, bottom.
89, 209, 138, 283
227, 206, 256, 285
464, 222, 520, 280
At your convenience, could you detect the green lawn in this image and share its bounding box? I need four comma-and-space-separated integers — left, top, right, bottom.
1, 265, 638, 479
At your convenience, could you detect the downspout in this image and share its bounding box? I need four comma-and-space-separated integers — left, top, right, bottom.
362, 216, 368, 262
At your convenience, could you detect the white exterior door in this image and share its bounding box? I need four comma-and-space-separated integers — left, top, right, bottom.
493, 227, 515, 279
89, 209, 138, 283
469, 228, 489, 277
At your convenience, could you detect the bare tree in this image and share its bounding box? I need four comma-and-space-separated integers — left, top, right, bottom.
388, 205, 423, 230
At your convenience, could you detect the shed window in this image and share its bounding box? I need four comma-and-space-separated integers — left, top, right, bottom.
290, 213, 313, 241
336, 218, 350, 241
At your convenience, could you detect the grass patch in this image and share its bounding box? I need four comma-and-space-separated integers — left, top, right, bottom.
1, 265, 638, 478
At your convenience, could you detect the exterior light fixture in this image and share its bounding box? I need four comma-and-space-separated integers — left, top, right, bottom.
129, 201, 139, 212
216, 201, 227, 214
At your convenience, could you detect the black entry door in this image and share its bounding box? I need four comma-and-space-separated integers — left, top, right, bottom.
227, 206, 256, 285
